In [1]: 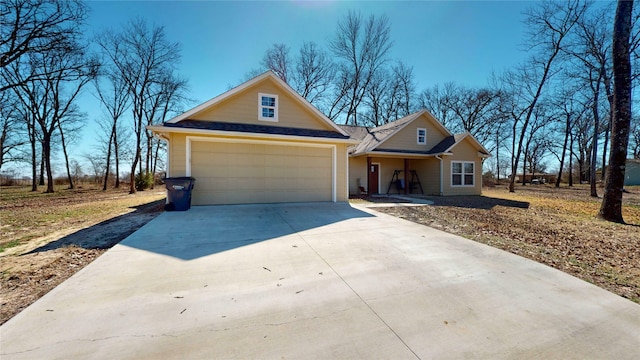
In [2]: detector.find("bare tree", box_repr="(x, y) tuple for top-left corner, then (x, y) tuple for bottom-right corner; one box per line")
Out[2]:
(8, 46), (97, 192)
(417, 82), (457, 130)
(447, 85), (503, 146)
(293, 41), (335, 105)
(93, 69), (131, 190)
(550, 85), (589, 187)
(329, 10), (392, 125)
(142, 71), (189, 182)
(261, 43), (291, 83)
(362, 68), (390, 126)
(503, 0), (587, 193)
(0, 89), (26, 171)
(569, 4), (615, 189)
(96, 18), (182, 194)
(599, 0), (633, 223)
(391, 60), (415, 118)
(1, 0), (88, 92)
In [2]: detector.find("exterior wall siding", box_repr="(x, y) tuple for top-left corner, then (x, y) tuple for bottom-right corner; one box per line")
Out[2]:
(410, 158), (441, 195)
(442, 139), (483, 196)
(190, 79), (334, 131)
(348, 156), (367, 195)
(169, 133), (187, 177)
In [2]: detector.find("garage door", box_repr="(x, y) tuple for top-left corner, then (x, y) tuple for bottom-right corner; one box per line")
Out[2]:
(189, 140), (333, 205)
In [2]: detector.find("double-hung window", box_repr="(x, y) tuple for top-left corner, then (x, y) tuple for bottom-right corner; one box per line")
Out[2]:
(259, 93), (278, 121)
(417, 128), (426, 145)
(452, 161), (475, 186)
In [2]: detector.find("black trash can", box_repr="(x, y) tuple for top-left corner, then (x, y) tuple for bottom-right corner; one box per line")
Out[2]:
(164, 177), (195, 211)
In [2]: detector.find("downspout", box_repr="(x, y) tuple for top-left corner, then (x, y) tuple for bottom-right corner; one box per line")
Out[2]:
(435, 155), (444, 196)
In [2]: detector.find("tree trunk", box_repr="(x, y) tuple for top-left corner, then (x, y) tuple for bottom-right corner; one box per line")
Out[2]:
(58, 123), (74, 189)
(602, 117), (611, 181)
(556, 114), (571, 187)
(39, 151), (45, 186)
(569, 132), (574, 187)
(103, 124), (115, 191)
(114, 129), (120, 188)
(42, 134), (54, 193)
(599, 0), (633, 223)
(30, 133), (37, 192)
(590, 70), (602, 198)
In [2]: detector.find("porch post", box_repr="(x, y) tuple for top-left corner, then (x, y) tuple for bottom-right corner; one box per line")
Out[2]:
(367, 156), (372, 194)
(404, 158), (409, 195)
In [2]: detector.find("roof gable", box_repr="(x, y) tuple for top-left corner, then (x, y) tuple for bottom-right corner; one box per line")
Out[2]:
(446, 132), (491, 155)
(166, 71), (348, 136)
(352, 109), (453, 155)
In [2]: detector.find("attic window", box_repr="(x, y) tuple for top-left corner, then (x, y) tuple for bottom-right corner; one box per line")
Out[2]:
(417, 128), (426, 145)
(259, 93), (278, 122)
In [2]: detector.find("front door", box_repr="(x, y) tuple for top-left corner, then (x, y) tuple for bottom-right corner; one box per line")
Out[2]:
(369, 164), (379, 194)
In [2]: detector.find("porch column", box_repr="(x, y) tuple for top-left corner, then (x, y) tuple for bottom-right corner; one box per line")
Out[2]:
(404, 158), (409, 195)
(367, 156), (372, 194)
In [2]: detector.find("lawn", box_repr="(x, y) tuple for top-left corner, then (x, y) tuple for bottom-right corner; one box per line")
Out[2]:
(374, 184), (640, 303)
(0, 184), (166, 325)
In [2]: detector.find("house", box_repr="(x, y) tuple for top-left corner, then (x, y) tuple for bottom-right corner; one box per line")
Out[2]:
(148, 71), (490, 206)
(625, 159), (640, 186)
(340, 110), (490, 197)
(147, 71), (357, 205)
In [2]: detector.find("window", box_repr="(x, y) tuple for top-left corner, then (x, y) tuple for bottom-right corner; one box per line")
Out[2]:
(452, 161), (475, 187)
(258, 93), (278, 121)
(417, 128), (426, 145)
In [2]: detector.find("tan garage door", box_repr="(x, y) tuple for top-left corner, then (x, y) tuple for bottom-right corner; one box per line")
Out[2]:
(190, 141), (333, 205)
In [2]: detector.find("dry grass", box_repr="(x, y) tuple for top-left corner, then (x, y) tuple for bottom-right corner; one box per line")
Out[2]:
(0, 184), (166, 325)
(375, 184), (640, 303)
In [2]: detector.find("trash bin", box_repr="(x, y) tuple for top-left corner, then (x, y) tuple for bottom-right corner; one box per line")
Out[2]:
(164, 177), (195, 211)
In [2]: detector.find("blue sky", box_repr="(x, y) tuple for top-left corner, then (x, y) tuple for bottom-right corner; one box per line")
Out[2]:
(65, 0), (534, 174)
(86, 0), (531, 98)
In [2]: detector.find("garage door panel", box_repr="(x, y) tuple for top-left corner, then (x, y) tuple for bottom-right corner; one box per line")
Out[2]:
(190, 141), (333, 205)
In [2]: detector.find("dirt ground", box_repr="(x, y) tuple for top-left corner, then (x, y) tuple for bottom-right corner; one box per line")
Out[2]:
(0, 185), (166, 325)
(374, 184), (640, 304)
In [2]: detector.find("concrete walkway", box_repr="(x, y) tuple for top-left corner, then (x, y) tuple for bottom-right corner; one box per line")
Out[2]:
(1, 203), (639, 359)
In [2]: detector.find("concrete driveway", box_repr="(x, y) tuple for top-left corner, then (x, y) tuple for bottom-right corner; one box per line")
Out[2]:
(1, 203), (639, 359)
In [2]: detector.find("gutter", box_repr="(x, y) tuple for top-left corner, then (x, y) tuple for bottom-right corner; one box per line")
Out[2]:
(146, 125), (360, 145)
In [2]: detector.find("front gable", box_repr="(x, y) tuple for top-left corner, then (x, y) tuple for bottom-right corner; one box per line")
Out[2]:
(189, 76), (335, 131)
(165, 71), (347, 136)
(377, 112), (451, 153)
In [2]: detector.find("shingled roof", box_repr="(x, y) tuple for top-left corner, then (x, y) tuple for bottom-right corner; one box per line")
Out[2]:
(344, 110), (489, 157)
(163, 120), (350, 139)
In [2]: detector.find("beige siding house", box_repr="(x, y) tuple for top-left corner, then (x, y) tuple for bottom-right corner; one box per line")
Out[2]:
(148, 71), (490, 206)
(340, 110), (490, 197)
(148, 71), (356, 205)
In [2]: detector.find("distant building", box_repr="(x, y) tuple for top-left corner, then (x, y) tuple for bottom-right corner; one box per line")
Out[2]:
(625, 159), (640, 186)
(511, 172), (557, 185)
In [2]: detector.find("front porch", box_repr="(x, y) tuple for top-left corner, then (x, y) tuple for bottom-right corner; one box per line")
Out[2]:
(349, 155), (442, 197)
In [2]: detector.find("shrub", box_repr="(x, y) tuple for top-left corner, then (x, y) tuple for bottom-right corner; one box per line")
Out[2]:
(135, 171), (154, 191)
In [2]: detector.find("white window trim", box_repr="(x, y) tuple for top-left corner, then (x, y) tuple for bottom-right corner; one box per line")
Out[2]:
(258, 93), (278, 122)
(417, 128), (427, 145)
(451, 161), (475, 187)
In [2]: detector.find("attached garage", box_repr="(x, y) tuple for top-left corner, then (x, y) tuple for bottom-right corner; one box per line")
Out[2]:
(147, 71), (355, 206)
(188, 138), (335, 205)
